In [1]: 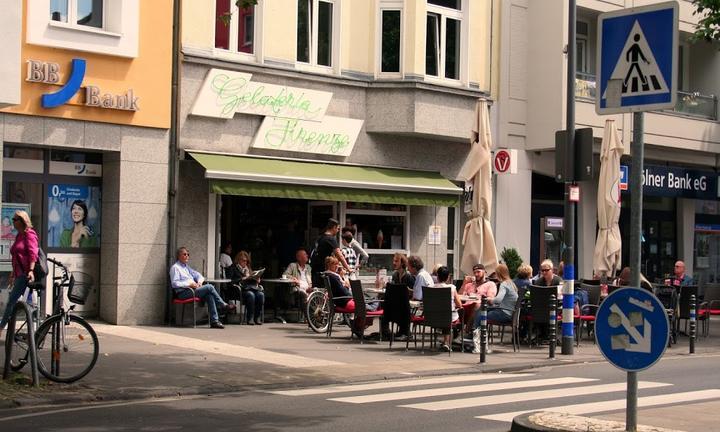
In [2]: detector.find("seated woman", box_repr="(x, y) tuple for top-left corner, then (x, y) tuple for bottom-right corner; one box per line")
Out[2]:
(433, 266), (463, 352)
(324, 256), (354, 310)
(227, 251), (265, 325)
(476, 264), (518, 328)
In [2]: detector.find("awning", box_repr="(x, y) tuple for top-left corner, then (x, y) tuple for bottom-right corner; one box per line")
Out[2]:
(188, 152), (461, 207)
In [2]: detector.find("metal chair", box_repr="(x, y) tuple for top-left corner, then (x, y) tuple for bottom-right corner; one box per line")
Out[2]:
(349, 280), (383, 343)
(677, 285), (702, 336)
(418, 286), (463, 355)
(382, 283), (411, 349)
(578, 283), (602, 342)
(527, 285), (559, 347)
(324, 275), (354, 338)
(488, 286), (526, 352)
(654, 285), (678, 346)
(170, 287), (209, 328)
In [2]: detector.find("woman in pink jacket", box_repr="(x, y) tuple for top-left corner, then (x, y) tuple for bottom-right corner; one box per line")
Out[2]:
(1, 210), (39, 332)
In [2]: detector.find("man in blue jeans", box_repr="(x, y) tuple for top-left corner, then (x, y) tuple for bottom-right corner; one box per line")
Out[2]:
(170, 246), (235, 328)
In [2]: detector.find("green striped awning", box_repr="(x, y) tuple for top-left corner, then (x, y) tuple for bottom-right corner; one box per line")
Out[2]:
(188, 152), (461, 207)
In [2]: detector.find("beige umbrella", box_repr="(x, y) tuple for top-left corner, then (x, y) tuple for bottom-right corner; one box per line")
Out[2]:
(593, 119), (624, 279)
(459, 99), (499, 275)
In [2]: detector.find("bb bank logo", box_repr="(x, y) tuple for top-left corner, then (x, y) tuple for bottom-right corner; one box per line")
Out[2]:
(26, 58), (139, 111)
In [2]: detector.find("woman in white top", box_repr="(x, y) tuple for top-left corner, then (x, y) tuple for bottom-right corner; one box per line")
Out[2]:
(433, 266), (462, 352)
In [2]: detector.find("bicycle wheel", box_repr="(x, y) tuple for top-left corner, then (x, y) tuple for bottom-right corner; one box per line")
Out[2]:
(8, 307), (31, 371)
(35, 314), (99, 383)
(306, 291), (330, 333)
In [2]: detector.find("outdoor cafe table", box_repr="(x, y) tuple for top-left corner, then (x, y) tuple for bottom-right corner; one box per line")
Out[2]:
(263, 278), (295, 324)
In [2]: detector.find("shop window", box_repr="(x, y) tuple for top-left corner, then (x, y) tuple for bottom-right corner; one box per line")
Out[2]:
(297, 0), (337, 69)
(215, 0), (256, 56)
(426, 0), (463, 81)
(343, 202), (408, 278)
(379, 7), (402, 74)
(51, 0), (104, 29)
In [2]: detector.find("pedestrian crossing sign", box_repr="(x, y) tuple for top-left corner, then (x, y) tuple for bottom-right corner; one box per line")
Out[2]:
(596, 2), (678, 115)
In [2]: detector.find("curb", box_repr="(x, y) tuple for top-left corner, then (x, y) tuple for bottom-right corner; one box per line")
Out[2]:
(512, 412), (559, 432)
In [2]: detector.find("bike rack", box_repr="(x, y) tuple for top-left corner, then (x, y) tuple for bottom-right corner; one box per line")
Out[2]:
(3, 301), (39, 387)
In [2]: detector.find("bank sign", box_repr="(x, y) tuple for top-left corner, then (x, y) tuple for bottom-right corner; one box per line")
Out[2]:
(191, 69), (362, 157)
(621, 164), (720, 199)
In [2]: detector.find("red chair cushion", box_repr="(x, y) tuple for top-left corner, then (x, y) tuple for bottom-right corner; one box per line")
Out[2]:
(173, 297), (200, 305)
(367, 310), (384, 317)
(411, 316), (425, 323)
(335, 306), (354, 314)
(709, 309), (720, 315)
(579, 315), (596, 321)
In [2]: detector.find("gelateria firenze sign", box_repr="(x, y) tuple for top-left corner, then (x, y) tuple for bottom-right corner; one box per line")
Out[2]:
(191, 69), (362, 157)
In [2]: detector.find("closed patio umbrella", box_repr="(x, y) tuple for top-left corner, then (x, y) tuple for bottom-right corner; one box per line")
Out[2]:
(593, 119), (624, 279)
(459, 100), (498, 275)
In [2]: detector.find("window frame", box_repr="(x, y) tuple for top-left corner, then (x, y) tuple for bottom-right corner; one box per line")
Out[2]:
(296, 0), (341, 74)
(425, 1), (468, 86)
(376, 1), (404, 78)
(213, 0), (263, 63)
(50, 0), (106, 32)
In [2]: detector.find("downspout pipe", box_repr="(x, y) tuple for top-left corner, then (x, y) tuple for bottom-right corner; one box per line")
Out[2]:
(166, 0), (181, 324)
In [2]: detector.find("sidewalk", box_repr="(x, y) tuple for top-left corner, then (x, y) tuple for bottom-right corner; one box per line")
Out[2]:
(0, 319), (717, 408)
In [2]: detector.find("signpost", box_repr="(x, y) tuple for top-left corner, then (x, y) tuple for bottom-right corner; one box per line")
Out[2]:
(596, 3), (677, 430)
(596, 287), (670, 431)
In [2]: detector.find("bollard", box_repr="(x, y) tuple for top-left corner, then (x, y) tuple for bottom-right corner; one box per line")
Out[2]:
(689, 294), (696, 354)
(549, 294), (557, 359)
(479, 296), (488, 363)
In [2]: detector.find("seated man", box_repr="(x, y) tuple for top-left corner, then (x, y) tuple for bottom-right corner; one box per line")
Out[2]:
(668, 260), (695, 287)
(170, 246), (235, 329)
(283, 247), (313, 306)
(460, 264), (497, 334)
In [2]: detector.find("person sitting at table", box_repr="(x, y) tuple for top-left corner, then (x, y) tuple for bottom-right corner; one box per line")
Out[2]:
(324, 256), (354, 309)
(227, 250), (265, 325)
(380, 253), (414, 340)
(432, 266), (463, 352)
(460, 264), (497, 334)
(535, 259), (563, 287)
(283, 247), (313, 306)
(667, 260), (694, 287)
(614, 266), (654, 291)
(170, 246), (235, 329)
(513, 263), (533, 293)
(477, 264), (518, 328)
(408, 255), (434, 301)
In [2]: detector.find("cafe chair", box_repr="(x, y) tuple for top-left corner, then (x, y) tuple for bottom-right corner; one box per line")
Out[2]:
(526, 285), (559, 347)
(699, 283), (720, 336)
(324, 276), (354, 339)
(488, 286), (527, 352)
(419, 286), (463, 355)
(170, 287), (209, 328)
(349, 280), (384, 343)
(654, 285), (678, 346)
(383, 283), (411, 350)
(676, 285), (702, 336)
(577, 283), (602, 343)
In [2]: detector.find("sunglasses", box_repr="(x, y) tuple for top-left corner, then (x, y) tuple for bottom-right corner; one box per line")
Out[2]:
(12, 217), (21, 222)
(540, 268), (551, 272)
(180, 253), (190, 256)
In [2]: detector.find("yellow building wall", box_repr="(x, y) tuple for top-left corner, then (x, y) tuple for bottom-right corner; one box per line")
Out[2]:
(405, 0), (426, 76)
(182, 0), (215, 49)
(262, 1), (298, 62)
(343, 1), (374, 74)
(1, 0), (172, 129)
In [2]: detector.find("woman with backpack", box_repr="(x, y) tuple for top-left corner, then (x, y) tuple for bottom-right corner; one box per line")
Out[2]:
(0, 210), (39, 333)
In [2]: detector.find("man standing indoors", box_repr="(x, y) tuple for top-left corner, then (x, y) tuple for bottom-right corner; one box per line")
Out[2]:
(310, 218), (351, 288)
(170, 246), (235, 329)
(407, 255), (434, 301)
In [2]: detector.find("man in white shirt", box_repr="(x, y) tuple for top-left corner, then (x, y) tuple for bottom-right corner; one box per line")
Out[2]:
(283, 247), (313, 305)
(408, 255), (434, 301)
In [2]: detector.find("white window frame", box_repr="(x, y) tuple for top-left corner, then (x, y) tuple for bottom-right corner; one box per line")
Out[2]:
(27, 0), (139, 58)
(212, 1), (264, 64)
(296, 0), (341, 75)
(576, 19), (589, 75)
(375, 1), (404, 79)
(340, 202), (410, 283)
(425, 1), (468, 87)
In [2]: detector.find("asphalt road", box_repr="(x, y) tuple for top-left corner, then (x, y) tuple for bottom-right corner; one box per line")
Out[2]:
(1, 354), (719, 432)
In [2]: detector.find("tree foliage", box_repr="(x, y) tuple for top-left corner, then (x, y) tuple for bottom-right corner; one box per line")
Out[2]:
(218, 0), (259, 26)
(500, 247), (524, 279)
(692, 0), (720, 42)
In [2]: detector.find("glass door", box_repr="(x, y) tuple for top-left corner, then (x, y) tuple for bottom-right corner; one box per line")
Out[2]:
(307, 201), (337, 246)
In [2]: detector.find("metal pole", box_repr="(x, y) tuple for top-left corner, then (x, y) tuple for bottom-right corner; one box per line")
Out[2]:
(562, 0), (577, 356)
(689, 294), (696, 354)
(549, 294), (557, 359)
(479, 296), (488, 363)
(627, 371), (638, 431)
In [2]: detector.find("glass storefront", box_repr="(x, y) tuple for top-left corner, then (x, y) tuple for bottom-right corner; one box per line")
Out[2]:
(694, 200), (720, 285)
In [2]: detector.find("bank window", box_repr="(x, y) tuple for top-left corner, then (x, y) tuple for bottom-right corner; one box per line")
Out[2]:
(215, 0), (258, 57)
(297, 0), (337, 69)
(343, 202), (409, 278)
(379, 6), (402, 75)
(426, 0), (463, 81)
(50, 0), (104, 29)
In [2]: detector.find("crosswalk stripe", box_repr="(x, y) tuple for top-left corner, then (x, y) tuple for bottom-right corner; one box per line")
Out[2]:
(328, 377), (597, 404)
(400, 381), (671, 411)
(269, 373), (534, 396)
(477, 389), (720, 422)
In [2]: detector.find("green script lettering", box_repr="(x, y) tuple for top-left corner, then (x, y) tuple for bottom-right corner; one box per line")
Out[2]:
(264, 118), (351, 155)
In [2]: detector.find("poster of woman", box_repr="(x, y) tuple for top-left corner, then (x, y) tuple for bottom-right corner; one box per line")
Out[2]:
(48, 184), (101, 248)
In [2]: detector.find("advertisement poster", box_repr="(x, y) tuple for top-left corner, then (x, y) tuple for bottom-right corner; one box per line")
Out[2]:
(0, 203), (32, 260)
(48, 184), (101, 248)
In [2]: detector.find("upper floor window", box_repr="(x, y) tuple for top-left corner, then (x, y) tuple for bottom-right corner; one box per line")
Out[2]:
(426, 0), (462, 80)
(215, 0), (255, 54)
(297, 0), (336, 68)
(51, 0), (104, 29)
(379, 5), (402, 74)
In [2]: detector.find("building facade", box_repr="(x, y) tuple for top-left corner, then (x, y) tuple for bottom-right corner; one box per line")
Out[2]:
(0, 0), (173, 324)
(495, 0), (720, 283)
(176, 0), (501, 290)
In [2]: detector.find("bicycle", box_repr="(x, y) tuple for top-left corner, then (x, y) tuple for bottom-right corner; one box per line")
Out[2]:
(306, 286), (352, 333)
(6, 257), (99, 383)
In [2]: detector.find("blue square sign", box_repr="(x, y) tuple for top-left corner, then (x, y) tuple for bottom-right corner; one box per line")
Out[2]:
(596, 2), (678, 115)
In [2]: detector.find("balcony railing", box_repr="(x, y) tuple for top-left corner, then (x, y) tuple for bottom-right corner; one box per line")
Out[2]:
(574, 72), (717, 120)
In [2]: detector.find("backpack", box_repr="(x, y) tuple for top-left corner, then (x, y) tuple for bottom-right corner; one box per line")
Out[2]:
(33, 247), (48, 286)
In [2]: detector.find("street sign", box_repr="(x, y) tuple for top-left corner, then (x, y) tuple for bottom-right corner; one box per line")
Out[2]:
(596, 287), (669, 372)
(596, 2), (678, 115)
(493, 149), (517, 174)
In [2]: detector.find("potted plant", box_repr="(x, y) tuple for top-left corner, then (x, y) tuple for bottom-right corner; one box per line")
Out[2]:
(500, 247), (523, 279)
